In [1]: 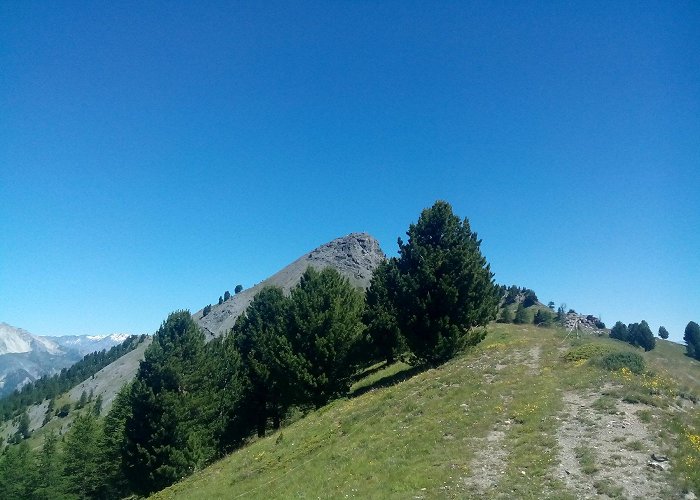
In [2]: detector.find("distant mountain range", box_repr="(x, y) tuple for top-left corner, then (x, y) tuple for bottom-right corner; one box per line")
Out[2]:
(0, 323), (131, 397)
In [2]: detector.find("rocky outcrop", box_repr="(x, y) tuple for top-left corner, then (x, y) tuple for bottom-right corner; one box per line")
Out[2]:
(194, 233), (385, 339)
(564, 313), (605, 335)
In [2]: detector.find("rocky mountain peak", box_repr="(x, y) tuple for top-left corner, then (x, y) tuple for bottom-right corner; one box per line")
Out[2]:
(195, 232), (385, 339)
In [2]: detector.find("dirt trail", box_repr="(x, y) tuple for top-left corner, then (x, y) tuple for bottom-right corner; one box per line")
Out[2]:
(465, 342), (544, 494)
(556, 388), (672, 499)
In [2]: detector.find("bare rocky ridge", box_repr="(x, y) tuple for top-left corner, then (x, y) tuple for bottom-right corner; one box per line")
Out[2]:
(195, 232), (384, 339)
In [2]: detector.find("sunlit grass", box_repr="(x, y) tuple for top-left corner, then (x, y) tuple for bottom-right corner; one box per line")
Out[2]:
(152, 323), (699, 499)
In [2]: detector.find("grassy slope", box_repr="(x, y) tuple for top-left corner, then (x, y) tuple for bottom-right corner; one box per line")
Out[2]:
(153, 324), (700, 499)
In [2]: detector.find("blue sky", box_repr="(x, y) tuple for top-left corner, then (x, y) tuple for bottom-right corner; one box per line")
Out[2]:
(1, 1), (698, 343)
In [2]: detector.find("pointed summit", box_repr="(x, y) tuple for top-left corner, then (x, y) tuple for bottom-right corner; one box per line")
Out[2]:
(195, 233), (385, 338)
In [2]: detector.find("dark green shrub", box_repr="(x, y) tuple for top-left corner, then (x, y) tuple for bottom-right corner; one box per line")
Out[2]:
(597, 351), (645, 374)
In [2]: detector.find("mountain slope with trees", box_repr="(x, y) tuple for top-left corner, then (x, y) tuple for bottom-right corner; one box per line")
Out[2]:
(151, 324), (699, 499)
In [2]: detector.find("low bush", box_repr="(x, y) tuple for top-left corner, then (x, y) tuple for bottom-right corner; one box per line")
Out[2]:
(597, 351), (645, 374)
(564, 343), (618, 362)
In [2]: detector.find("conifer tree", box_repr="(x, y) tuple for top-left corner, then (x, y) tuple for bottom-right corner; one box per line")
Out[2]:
(534, 309), (553, 327)
(123, 311), (212, 495)
(513, 303), (528, 324)
(232, 286), (305, 436)
(498, 305), (513, 323)
(0, 442), (35, 499)
(685, 321), (700, 360)
(93, 393), (103, 416)
(393, 201), (498, 365)
(610, 321), (629, 342)
(18, 410), (30, 439)
(33, 431), (67, 499)
(64, 412), (101, 499)
(632, 320), (656, 351)
(363, 258), (405, 364)
(288, 267), (365, 407)
(206, 336), (254, 453)
(98, 384), (133, 499)
(658, 326), (669, 340)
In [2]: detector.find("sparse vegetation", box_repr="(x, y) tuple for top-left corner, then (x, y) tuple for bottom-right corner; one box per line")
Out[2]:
(564, 342), (618, 362)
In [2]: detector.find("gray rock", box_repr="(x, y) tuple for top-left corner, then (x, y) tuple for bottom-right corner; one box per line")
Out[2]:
(194, 233), (385, 339)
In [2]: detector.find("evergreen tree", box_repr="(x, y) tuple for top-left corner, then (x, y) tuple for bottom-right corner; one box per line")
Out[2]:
(77, 389), (88, 409)
(610, 321), (629, 342)
(232, 286), (305, 436)
(0, 442), (35, 499)
(18, 410), (30, 439)
(93, 393), (103, 416)
(123, 311), (213, 495)
(97, 384), (132, 499)
(33, 431), (68, 500)
(224, 290), (231, 301)
(498, 306), (513, 323)
(658, 326), (669, 340)
(534, 309), (553, 327)
(206, 336), (253, 453)
(288, 267), (365, 407)
(632, 320), (655, 351)
(684, 321), (700, 360)
(64, 412), (101, 499)
(513, 303), (528, 324)
(363, 259), (405, 364)
(235, 284), (243, 294)
(522, 289), (538, 307)
(556, 304), (567, 324)
(393, 201), (498, 365)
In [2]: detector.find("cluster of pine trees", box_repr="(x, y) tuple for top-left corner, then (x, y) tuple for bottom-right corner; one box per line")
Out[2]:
(0, 201), (499, 498)
(610, 320), (656, 351)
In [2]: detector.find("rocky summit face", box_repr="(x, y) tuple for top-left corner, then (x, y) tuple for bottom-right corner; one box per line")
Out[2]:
(195, 232), (385, 339)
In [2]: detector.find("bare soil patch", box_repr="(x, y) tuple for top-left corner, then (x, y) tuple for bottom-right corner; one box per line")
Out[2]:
(556, 388), (673, 498)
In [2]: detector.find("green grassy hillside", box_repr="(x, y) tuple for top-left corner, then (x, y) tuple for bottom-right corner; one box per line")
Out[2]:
(153, 324), (699, 499)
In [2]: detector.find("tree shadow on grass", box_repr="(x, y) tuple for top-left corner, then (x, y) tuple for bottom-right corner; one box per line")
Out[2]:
(350, 362), (390, 384)
(349, 364), (426, 399)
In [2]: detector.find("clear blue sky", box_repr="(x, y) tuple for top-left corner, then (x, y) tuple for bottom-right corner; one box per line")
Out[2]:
(1, 1), (698, 343)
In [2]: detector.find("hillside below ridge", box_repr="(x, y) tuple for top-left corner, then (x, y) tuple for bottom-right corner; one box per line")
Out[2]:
(152, 324), (700, 499)
(195, 232), (384, 339)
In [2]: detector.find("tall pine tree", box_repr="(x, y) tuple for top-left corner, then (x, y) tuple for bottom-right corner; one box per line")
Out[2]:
(393, 201), (498, 365)
(232, 286), (306, 436)
(64, 413), (101, 499)
(363, 258), (405, 364)
(123, 311), (213, 495)
(288, 267), (365, 407)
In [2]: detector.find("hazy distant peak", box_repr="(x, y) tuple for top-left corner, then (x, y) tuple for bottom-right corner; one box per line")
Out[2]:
(0, 322), (63, 355)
